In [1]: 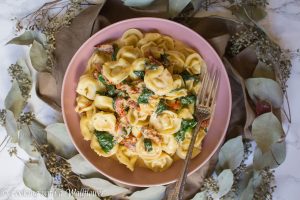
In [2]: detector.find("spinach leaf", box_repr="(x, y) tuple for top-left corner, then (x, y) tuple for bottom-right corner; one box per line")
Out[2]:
(160, 53), (170, 66)
(145, 60), (159, 70)
(138, 88), (154, 104)
(155, 99), (167, 114)
(180, 95), (196, 106)
(174, 119), (198, 142)
(98, 74), (116, 97)
(180, 70), (200, 82)
(144, 138), (153, 152)
(111, 43), (119, 61)
(133, 71), (145, 78)
(95, 131), (115, 153)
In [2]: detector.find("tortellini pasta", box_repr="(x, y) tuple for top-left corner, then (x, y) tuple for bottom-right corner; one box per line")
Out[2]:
(75, 29), (209, 172)
(149, 111), (182, 135)
(144, 66), (173, 95)
(94, 95), (114, 112)
(92, 112), (116, 134)
(116, 145), (138, 171)
(143, 153), (173, 172)
(76, 74), (105, 100)
(102, 58), (132, 84)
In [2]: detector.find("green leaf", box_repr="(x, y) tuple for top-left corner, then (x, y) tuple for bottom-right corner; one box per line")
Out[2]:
(180, 70), (199, 81)
(240, 171), (262, 200)
(23, 158), (53, 196)
(29, 121), (47, 144)
(168, 0), (192, 18)
(68, 154), (99, 176)
(253, 61), (276, 80)
(6, 31), (46, 46)
(191, 191), (207, 200)
(138, 88), (154, 104)
(174, 119), (197, 142)
(180, 95), (196, 106)
(155, 99), (167, 114)
(129, 186), (166, 200)
(245, 78), (283, 108)
(5, 80), (26, 117)
(122, 0), (156, 7)
(252, 112), (283, 153)
(229, 5), (267, 22)
(217, 169), (234, 198)
(4, 110), (18, 143)
(144, 138), (153, 152)
(46, 123), (77, 159)
(80, 178), (130, 197)
(217, 136), (244, 171)
(133, 71), (145, 79)
(30, 40), (48, 72)
(95, 131), (115, 153)
(19, 125), (41, 158)
(111, 43), (119, 61)
(253, 141), (286, 170)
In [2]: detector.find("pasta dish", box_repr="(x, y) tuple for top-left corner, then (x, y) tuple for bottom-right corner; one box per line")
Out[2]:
(75, 29), (209, 172)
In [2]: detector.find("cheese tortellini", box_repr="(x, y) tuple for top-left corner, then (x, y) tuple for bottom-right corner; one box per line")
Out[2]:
(75, 29), (209, 172)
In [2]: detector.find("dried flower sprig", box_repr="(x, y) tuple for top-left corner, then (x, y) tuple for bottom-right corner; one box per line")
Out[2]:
(253, 169), (276, 200)
(0, 109), (7, 126)
(17, 112), (35, 125)
(8, 63), (32, 99)
(15, 0), (97, 70)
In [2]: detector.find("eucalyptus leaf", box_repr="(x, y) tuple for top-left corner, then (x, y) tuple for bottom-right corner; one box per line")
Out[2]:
(122, 0), (155, 7)
(23, 158), (53, 196)
(217, 169), (234, 198)
(236, 166), (254, 196)
(129, 186), (166, 200)
(240, 177), (254, 200)
(168, 0), (191, 18)
(52, 187), (74, 200)
(5, 80), (26, 117)
(253, 141), (286, 170)
(46, 123), (77, 159)
(217, 136), (244, 171)
(191, 191), (207, 200)
(252, 112), (283, 153)
(6, 31), (35, 45)
(17, 58), (32, 77)
(245, 78), (283, 108)
(68, 154), (99, 176)
(19, 125), (41, 158)
(253, 61), (275, 80)
(229, 5), (267, 22)
(4, 110), (18, 143)
(29, 121), (47, 144)
(30, 40), (48, 72)
(80, 178), (129, 197)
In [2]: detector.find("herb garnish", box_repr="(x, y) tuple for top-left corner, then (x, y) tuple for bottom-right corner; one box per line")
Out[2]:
(111, 43), (119, 61)
(98, 74), (116, 97)
(180, 70), (200, 82)
(174, 119), (198, 142)
(145, 60), (159, 70)
(180, 95), (196, 106)
(138, 88), (154, 104)
(95, 131), (115, 153)
(133, 71), (145, 79)
(144, 138), (153, 152)
(155, 99), (168, 114)
(160, 53), (170, 66)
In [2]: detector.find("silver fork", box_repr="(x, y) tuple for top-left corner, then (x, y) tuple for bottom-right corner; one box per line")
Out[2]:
(167, 69), (220, 200)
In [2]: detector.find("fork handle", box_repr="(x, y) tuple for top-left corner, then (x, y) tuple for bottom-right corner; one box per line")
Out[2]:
(166, 121), (203, 200)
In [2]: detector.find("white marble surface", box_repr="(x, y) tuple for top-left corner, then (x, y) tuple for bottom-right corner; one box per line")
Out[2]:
(0, 0), (299, 199)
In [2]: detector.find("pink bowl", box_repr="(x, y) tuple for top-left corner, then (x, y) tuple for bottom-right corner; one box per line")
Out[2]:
(62, 17), (231, 187)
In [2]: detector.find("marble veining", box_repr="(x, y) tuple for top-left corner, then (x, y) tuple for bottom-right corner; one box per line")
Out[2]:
(0, 0), (299, 199)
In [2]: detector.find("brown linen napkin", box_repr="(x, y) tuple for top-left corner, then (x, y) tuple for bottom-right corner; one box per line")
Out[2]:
(36, 0), (259, 199)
